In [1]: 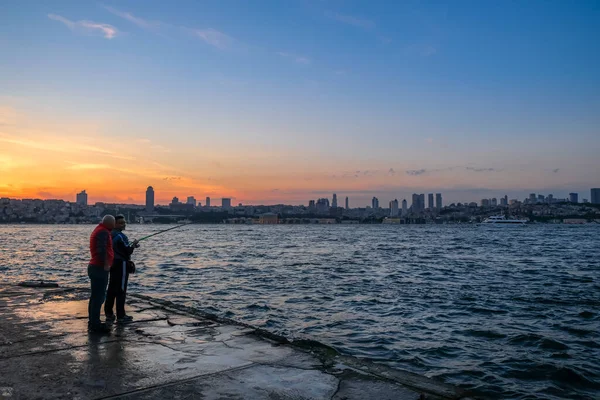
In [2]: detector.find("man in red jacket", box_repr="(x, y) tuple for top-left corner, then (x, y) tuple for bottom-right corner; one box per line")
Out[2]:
(88, 214), (116, 333)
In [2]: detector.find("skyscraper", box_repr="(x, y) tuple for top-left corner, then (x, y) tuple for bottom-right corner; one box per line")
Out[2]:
(372, 197), (379, 209)
(529, 193), (537, 204)
(187, 196), (196, 206)
(569, 193), (578, 203)
(309, 200), (316, 209)
(491, 198), (497, 207)
(171, 196), (179, 205)
(222, 198), (232, 209)
(428, 193), (434, 210)
(145, 186), (154, 213)
(435, 193), (442, 211)
(332, 193), (338, 208)
(419, 194), (425, 212)
(76, 190), (88, 206)
(591, 188), (600, 204)
(389, 199), (399, 217)
(411, 193), (419, 212)
(206, 197), (211, 207)
(402, 199), (408, 216)
(345, 196), (349, 209)
(316, 198), (330, 213)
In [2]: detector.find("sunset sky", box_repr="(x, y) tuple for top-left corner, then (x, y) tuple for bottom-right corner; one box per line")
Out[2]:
(1, 1), (599, 205)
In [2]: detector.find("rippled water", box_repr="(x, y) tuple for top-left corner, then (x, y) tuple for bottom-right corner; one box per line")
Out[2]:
(1, 224), (599, 399)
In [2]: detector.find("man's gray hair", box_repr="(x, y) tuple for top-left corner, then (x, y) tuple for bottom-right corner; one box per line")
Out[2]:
(102, 215), (115, 225)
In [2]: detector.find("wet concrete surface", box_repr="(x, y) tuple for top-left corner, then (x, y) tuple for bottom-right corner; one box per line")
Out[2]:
(0, 284), (476, 399)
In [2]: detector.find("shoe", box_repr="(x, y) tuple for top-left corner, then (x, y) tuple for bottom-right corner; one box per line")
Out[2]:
(105, 314), (116, 324)
(117, 315), (134, 324)
(88, 322), (112, 333)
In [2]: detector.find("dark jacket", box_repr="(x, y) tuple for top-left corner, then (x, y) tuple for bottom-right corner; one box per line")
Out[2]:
(111, 230), (135, 262)
(89, 223), (114, 267)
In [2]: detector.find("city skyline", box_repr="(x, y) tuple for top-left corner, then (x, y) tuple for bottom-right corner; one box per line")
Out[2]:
(64, 187), (600, 208)
(1, 1), (599, 204)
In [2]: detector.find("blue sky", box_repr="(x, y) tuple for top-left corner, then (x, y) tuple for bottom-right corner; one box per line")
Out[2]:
(0, 1), (599, 205)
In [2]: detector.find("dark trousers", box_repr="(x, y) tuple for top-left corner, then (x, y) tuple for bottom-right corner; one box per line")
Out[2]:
(104, 260), (130, 318)
(88, 264), (109, 327)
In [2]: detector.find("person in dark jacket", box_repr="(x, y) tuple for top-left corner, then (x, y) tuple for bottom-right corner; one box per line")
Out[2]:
(105, 215), (139, 324)
(88, 215), (116, 333)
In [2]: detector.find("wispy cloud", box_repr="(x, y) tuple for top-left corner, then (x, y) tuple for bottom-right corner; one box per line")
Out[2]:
(0, 135), (134, 160)
(406, 169), (428, 176)
(48, 14), (118, 39)
(465, 167), (498, 172)
(406, 43), (437, 57)
(66, 163), (111, 170)
(387, 168), (396, 176)
(552, 168), (560, 173)
(277, 52), (311, 65)
(103, 5), (159, 30)
(188, 28), (233, 49)
(405, 166), (500, 176)
(328, 13), (375, 29)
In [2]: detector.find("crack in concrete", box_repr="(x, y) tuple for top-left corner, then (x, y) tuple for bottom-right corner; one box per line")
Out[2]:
(120, 338), (195, 355)
(218, 340), (244, 350)
(330, 377), (342, 400)
(94, 363), (257, 400)
(250, 361), (326, 373)
(0, 333), (68, 346)
(0, 339), (121, 360)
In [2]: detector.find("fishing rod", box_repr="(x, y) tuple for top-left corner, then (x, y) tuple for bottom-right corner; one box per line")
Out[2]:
(135, 223), (191, 243)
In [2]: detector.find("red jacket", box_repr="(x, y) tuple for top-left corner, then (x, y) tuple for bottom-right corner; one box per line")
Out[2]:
(89, 223), (114, 267)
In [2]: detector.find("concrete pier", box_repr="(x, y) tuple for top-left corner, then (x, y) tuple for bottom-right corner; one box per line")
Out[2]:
(0, 284), (475, 399)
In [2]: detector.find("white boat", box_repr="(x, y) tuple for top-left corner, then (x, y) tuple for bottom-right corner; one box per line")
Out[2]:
(481, 215), (528, 225)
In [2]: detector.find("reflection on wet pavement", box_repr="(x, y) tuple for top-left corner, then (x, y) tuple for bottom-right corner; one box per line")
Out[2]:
(0, 284), (471, 400)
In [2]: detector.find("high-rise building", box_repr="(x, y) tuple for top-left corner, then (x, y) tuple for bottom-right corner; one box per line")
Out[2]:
(76, 190), (88, 206)
(145, 186), (154, 213)
(428, 193), (434, 210)
(547, 194), (554, 204)
(529, 193), (537, 204)
(569, 193), (578, 203)
(205, 197), (211, 207)
(412, 193), (419, 212)
(500, 197), (508, 206)
(435, 193), (442, 211)
(402, 199), (408, 216)
(372, 197), (379, 209)
(411, 193), (425, 213)
(316, 198), (330, 213)
(591, 188), (600, 204)
(389, 199), (399, 217)
(186, 196), (196, 206)
(491, 198), (497, 207)
(332, 193), (338, 208)
(308, 200), (316, 209)
(481, 199), (490, 207)
(171, 196), (179, 205)
(345, 196), (349, 209)
(222, 198), (232, 209)
(538, 194), (545, 203)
